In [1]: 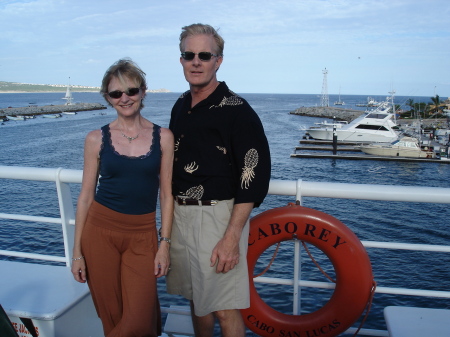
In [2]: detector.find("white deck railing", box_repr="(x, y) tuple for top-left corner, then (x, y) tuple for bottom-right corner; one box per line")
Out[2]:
(1, 165), (450, 336)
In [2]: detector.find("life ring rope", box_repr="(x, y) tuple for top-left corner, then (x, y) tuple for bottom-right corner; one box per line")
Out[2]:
(302, 240), (378, 337)
(301, 241), (336, 283)
(254, 242), (281, 278)
(253, 240), (336, 282)
(352, 280), (377, 337)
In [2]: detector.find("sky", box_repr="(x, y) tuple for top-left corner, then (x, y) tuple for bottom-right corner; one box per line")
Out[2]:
(0, 0), (449, 97)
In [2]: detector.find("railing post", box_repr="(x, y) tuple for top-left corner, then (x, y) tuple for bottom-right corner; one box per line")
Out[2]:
(296, 179), (303, 205)
(293, 239), (302, 315)
(55, 168), (76, 267)
(293, 179), (303, 314)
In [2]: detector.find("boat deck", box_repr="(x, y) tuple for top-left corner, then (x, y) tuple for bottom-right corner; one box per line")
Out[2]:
(1, 165), (450, 337)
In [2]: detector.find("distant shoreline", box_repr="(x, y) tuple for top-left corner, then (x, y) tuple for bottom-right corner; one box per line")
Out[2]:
(0, 90), (99, 94)
(0, 89), (171, 94)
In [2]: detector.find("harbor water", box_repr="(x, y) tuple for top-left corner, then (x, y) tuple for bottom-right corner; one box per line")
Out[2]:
(1, 91), (450, 335)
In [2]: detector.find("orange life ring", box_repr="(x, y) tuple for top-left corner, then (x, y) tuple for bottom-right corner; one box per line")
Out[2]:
(241, 203), (374, 337)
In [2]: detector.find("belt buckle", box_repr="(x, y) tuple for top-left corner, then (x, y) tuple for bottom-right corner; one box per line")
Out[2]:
(210, 200), (218, 206)
(176, 196), (187, 205)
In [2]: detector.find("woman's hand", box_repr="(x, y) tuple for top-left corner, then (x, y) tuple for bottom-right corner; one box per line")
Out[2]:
(71, 258), (87, 283)
(154, 242), (170, 278)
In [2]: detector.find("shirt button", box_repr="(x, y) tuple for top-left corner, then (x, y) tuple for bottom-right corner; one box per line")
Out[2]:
(181, 134), (184, 138)
(188, 111), (192, 114)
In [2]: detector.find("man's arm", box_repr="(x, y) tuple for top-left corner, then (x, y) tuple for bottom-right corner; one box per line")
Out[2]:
(210, 202), (254, 273)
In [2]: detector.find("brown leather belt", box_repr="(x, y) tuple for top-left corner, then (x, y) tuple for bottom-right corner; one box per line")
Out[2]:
(174, 196), (218, 206)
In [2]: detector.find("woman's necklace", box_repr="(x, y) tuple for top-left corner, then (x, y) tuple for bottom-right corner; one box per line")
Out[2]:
(121, 132), (139, 143)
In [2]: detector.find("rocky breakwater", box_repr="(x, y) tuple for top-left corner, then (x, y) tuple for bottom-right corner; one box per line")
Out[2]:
(290, 106), (364, 122)
(0, 102), (107, 118)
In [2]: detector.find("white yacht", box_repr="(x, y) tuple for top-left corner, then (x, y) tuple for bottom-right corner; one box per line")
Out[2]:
(356, 97), (382, 107)
(360, 136), (435, 158)
(305, 94), (400, 143)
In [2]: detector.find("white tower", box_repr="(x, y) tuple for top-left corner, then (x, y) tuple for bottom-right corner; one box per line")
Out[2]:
(320, 68), (329, 107)
(62, 77), (73, 105)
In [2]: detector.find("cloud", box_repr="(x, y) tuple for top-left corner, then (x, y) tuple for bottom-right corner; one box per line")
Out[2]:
(0, 0), (448, 95)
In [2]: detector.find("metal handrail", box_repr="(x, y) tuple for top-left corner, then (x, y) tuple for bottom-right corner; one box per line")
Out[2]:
(1, 165), (450, 336)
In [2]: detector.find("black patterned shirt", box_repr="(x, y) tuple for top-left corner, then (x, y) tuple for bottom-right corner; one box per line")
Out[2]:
(169, 82), (271, 207)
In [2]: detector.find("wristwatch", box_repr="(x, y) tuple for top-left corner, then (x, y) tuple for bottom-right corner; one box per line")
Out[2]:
(160, 237), (171, 244)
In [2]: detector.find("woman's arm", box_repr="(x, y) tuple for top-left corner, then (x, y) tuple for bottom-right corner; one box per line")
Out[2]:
(154, 127), (174, 277)
(71, 130), (101, 283)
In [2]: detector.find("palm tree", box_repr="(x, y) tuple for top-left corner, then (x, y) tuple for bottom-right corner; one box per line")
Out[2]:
(404, 99), (415, 118)
(428, 95), (442, 115)
(406, 98), (414, 110)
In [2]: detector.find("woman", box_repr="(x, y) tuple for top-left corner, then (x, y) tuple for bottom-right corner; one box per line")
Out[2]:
(71, 58), (174, 337)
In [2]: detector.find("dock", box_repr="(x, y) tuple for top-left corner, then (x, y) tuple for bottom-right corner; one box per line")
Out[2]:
(290, 152), (449, 163)
(295, 146), (361, 152)
(292, 141), (450, 163)
(293, 126), (450, 163)
(0, 103), (107, 118)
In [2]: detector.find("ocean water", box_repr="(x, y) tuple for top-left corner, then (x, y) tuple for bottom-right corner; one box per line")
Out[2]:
(1, 91), (450, 336)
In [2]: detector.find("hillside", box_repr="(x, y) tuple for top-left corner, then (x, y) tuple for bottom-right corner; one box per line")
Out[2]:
(0, 81), (170, 93)
(0, 81), (99, 93)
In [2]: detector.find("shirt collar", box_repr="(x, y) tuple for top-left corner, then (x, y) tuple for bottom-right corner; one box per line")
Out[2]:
(184, 81), (229, 109)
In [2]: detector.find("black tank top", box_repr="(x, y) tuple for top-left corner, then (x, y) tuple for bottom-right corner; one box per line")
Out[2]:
(95, 124), (161, 215)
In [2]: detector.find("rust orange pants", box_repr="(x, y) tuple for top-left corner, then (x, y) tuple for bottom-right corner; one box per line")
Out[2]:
(81, 201), (161, 337)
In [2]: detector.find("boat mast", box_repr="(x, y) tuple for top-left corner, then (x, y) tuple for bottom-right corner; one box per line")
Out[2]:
(389, 90), (396, 124)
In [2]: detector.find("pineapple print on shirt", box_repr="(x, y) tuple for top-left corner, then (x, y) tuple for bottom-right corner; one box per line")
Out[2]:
(241, 148), (258, 189)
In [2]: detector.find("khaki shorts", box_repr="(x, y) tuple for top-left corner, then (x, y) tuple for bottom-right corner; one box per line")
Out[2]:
(166, 199), (250, 317)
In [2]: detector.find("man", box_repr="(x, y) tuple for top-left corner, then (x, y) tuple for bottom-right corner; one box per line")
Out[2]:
(166, 23), (271, 337)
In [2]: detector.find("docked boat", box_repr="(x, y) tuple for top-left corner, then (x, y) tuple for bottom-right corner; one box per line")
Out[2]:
(356, 97), (381, 107)
(334, 88), (345, 105)
(62, 111), (77, 115)
(5, 115), (25, 121)
(360, 136), (436, 158)
(305, 95), (400, 143)
(42, 113), (62, 118)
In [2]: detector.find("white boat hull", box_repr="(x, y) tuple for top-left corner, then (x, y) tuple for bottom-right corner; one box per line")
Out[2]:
(307, 128), (398, 143)
(6, 115), (25, 121)
(360, 137), (436, 158)
(42, 114), (62, 118)
(361, 146), (433, 158)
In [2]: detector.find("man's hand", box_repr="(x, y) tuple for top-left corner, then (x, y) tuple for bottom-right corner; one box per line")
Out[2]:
(210, 202), (254, 273)
(210, 235), (240, 273)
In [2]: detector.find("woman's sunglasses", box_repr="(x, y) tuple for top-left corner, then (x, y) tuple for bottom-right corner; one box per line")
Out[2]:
(108, 87), (140, 99)
(181, 52), (219, 61)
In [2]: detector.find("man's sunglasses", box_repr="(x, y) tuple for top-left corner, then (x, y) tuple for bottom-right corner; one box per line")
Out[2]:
(108, 87), (140, 99)
(181, 52), (219, 61)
